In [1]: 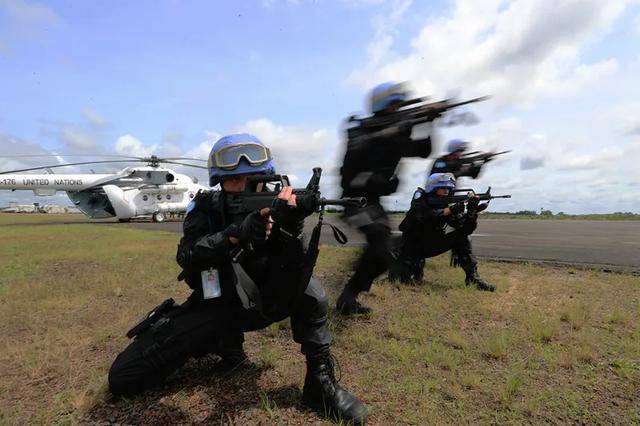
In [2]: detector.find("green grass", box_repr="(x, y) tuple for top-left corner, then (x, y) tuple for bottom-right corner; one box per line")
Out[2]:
(0, 217), (639, 424)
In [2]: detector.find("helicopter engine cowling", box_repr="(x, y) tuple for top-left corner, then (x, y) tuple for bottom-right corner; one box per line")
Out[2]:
(102, 184), (137, 219)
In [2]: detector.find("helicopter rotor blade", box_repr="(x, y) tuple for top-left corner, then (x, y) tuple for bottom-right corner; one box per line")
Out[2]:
(161, 157), (207, 162)
(0, 159), (145, 175)
(0, 154), (143, 160)
(160, 160), (208, 169)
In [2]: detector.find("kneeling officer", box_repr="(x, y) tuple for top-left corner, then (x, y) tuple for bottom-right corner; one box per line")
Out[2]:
(108, 133), (368, 424)
(389, 173), (495, 291)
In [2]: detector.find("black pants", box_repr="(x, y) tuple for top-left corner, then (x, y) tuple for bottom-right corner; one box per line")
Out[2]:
(389, 230), (477, 283)
(108, 280), (331, 396)
(342, 202), (392, 292)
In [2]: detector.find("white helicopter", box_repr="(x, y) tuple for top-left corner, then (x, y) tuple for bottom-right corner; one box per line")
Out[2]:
(0, 155), (209, 222)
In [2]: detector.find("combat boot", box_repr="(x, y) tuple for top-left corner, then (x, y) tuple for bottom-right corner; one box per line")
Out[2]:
(303, 352), (368, 424)
(217, 334), (253, 371)
(336, 284), (371, 315)
(465, 267), (496, 292)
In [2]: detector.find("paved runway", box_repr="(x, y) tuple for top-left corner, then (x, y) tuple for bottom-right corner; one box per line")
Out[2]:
(116, 217), (640, 273)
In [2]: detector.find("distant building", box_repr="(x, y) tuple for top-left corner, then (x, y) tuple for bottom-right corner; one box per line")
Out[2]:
(0, 203), (81, 214)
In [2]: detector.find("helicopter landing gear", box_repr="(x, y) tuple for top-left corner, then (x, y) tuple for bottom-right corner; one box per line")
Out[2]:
(118, 218), (131, 223)
(152, 212), (166, 223)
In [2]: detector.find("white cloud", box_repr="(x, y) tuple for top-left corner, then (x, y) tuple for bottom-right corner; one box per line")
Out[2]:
(0, 0), (59, 26)
(0, 0), (60, 49)
(82, 108), (107, 128)
(114, 134), (157, 157)
(235, 118), (334, 183)
(520, 156), (545, 170)
(348, 0), (630, 107)
(58, 126), (98, 151)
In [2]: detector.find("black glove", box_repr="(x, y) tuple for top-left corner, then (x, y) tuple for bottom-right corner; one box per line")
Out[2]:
(271, 194), (316, 236)
(467, 196), (480, 211)
(449, 201), (466, 215)
(228, 211), (267, 246)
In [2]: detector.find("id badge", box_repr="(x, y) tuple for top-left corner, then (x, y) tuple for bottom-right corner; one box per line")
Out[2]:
(201, 268), (222, 299)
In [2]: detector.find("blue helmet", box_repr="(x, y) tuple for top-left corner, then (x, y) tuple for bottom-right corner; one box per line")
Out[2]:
(369, 82), (409, 114)
(208, 133), (276, 186)
(447, 139), (469, 154)
(425, 173), (456, 193)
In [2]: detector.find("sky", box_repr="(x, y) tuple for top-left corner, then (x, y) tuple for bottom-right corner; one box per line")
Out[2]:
(1, 0), (639, 214)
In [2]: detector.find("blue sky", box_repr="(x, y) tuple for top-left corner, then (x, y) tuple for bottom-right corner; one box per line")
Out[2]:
(1, 0), (640, 213)
(2, 1), (380, 140)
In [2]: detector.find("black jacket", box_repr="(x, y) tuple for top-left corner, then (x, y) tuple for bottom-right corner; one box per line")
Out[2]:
(176, 190), (305, 315)
(340, 122), (431, 203)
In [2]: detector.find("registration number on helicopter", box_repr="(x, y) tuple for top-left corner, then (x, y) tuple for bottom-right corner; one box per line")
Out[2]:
(0, 178), (85, 186)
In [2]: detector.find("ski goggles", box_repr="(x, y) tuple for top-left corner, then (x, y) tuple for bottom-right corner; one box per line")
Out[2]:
(211, 142), (272, 170)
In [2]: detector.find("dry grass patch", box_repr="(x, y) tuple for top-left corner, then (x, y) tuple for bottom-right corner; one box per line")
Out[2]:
(0, 222), (639, 424)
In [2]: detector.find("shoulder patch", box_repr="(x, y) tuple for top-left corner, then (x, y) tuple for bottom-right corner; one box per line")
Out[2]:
(413, 190), (422, 200)
(434, 161), (446, 169)
(185, 200), (196, 216)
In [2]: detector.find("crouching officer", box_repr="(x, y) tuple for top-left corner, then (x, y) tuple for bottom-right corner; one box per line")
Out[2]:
(337, 82), (431, 315)
(108, 134), (368, 424)
(405, 139), (488, 283)
(389, 173), (495, 291)
(431, 139), (481, 178)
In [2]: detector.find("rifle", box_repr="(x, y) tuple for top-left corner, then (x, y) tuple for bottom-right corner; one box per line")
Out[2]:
(447, 187), (510, 203)
(457, 150), (511, 166)
(426, 186), (511, 209)
(346, 95), (489, 141)
(232, 167), (366, 214)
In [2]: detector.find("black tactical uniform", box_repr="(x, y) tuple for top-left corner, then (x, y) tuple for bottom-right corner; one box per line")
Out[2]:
(337, 123), (431, 313)
(409, 154), (483, 283)
(108, 189), (368, 423)
(430, 154), (482, 179)
(389, 188), (494, 291)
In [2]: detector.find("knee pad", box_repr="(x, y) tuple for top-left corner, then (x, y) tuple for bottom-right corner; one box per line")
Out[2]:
(302, 278), (329, 321)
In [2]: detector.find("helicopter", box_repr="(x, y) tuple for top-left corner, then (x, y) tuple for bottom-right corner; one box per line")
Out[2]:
(0, 154), (209, 222)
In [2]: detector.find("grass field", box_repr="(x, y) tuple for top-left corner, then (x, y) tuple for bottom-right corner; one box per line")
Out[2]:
(0, 215), (639, 424)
